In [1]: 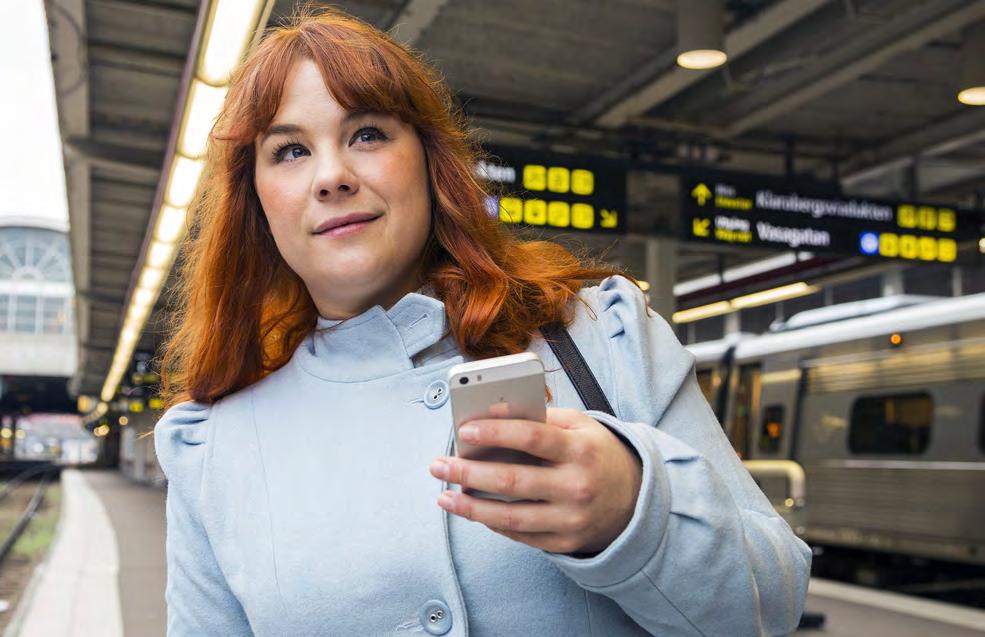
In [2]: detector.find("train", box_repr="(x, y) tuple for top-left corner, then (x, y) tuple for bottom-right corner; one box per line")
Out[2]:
(686, 292), (985, 566)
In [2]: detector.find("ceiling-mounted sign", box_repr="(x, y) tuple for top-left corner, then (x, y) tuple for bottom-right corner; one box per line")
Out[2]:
(477, 145), (627, 233)
(681, 169), (979, 264)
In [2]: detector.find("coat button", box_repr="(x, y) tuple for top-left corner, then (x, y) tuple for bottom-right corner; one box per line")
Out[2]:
(418, 600), (452, 635)
(424, 380), (449, 409)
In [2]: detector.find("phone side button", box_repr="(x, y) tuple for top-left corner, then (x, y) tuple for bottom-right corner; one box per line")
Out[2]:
(424, 380), (450, 409)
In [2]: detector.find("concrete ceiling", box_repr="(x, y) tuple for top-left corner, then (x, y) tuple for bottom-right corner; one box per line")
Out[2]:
(47, 0), (985, 395)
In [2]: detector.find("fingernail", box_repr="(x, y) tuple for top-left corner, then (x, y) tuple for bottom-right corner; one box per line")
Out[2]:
(430, 460), (449, 479)
(437, 492), (454, 511)
(459, 424), (479, 443)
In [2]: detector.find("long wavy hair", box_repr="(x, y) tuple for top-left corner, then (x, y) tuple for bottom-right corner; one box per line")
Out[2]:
(162, 7), (625, 406)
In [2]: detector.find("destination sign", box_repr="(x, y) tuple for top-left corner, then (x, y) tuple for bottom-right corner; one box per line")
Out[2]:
(681, 170), (979, 264)
(477, 145), (626, 234)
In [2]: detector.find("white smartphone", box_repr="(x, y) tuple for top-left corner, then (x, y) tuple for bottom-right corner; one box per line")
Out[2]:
(448, 352), (547, 501)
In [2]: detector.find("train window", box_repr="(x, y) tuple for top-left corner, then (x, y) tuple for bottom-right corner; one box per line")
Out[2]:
(730, 364), (761, 458)
(696, 369), (715, 404)
(848, 393), (933, 455)
(759, 405), (784, 453)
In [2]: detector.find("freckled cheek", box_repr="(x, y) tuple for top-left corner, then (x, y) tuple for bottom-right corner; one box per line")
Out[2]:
(368, 153), (429, 206)
(262, 195), (308, 266)
(256, 173), (309, 231)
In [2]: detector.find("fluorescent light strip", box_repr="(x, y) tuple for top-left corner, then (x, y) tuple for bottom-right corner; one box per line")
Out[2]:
(156, 206), (187, 242)
(179, 81), (228, 158)
(672, 281), (819, 324)
(100, 0), (268, 403)
(139, 266), (166, 291)
(731, 282), (817, 309)
(199, 0), (264, 85)
(674, 252), (814, 298)
(723, 252), (811, 283)
(166, 156), (205, 208)
(674, 273), (721, 297)
(672, 301), (732, 324)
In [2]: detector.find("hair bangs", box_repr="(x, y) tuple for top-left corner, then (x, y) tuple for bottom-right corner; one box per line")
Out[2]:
(213, 35), (305, 147)
(216, 15), (432, 151)
(296, 24), (429, 129)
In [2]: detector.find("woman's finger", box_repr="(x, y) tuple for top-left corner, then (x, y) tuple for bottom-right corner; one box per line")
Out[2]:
(437, 489), (572, 535)
(492, 528), (585, 555)
(458, 418), (569, 463)
(430, 456), (568, 501)
(545, 407), (598, 431)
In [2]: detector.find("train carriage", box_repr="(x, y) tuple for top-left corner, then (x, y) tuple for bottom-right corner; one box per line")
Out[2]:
(688, 293), (985, 565)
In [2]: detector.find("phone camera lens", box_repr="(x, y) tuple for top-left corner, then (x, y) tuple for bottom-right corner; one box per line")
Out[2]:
(459, 377), (469, 385)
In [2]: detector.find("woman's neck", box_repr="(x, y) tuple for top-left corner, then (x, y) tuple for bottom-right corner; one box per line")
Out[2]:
(312, 274), (426, 321)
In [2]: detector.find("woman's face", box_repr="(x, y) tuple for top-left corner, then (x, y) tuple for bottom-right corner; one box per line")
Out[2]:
(254, 59), (432, 319)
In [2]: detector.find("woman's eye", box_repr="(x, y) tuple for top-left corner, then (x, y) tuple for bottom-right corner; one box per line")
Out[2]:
(274, 144), (309, 162)
(352, 127), (387, 145)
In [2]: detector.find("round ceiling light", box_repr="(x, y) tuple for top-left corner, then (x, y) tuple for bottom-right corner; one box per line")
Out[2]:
(677, 0), (727, 71)
(958, 87), (985, 106)
(677, 49), (728, 70)
(958, 22), (985, 106)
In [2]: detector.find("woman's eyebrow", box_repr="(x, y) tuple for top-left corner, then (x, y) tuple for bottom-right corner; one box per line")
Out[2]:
(261, 123), (304, 144)
(260, 112), (383, 144)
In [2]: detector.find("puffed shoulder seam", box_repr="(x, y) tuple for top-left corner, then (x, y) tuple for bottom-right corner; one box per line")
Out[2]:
(596, 275), (648, 336)
(590, 275), (644, 422)
(156, 401), (213, 447)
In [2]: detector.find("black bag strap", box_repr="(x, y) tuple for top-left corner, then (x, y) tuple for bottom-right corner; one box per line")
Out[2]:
(539, 322), (615, 417)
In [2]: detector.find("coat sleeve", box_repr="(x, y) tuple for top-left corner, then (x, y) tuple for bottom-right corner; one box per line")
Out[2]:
(544, 276), (811, 637)
(155, 401), (255, 636)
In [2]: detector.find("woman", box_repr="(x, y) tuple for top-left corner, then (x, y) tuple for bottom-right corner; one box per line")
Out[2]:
(156, 8), (810, 636)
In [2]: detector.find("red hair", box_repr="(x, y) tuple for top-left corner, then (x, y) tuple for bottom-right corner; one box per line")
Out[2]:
(162, 7), (625, 406)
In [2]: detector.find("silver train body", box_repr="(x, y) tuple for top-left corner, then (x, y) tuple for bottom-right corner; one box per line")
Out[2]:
(687, 293), (985, 565)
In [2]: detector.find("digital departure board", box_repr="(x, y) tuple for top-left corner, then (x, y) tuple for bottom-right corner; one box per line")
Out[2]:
(477, 145), (627, 234)
(681, 169), (980, 264)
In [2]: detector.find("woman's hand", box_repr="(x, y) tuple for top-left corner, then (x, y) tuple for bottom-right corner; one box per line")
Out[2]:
(428, 407), (643, 555)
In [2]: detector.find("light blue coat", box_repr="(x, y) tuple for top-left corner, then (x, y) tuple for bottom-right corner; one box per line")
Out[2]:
(156, 276), (811, 636)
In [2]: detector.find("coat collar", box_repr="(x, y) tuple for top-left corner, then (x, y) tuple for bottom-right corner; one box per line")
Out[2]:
(294, 291), (450, 382)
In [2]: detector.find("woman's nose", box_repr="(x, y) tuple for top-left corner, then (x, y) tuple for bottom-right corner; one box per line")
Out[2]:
(312, 152), (358, 199)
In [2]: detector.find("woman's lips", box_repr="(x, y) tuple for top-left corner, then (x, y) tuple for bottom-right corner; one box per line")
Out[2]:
(319, 216), (379, 238)
(313, 212), (382, 237)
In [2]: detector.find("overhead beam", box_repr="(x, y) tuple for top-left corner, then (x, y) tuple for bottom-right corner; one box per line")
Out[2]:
(63, 136), (162, 181)
(924, 172), (985, 200)
(840, 107), (985, 187)
(89, 0), (196, 21)
(76, 288), (127, 308)
(725, 0), (985, 136)
(589, 0), (834, 128)
(88, 41), (185, 77)
(388, 0), (451, 46)
(48, 0), (91, 395)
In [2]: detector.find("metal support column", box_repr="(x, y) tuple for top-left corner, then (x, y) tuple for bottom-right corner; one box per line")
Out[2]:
(644, 237), (677, 323)
(882, 268), (905, 296)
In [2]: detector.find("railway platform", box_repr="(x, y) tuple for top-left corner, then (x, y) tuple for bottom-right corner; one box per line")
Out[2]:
(6, 469), (985, 637)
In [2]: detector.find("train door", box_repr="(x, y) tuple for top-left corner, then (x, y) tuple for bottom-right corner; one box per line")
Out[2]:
(727, 362), (761, 459)
(695, 364), (727, 423)
(751, 357), (801, 460)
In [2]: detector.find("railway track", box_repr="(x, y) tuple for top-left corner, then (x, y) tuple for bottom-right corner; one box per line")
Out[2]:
(0, 464), (59, 632)
(0, 465), (56, 566)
